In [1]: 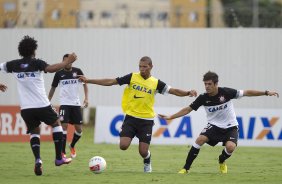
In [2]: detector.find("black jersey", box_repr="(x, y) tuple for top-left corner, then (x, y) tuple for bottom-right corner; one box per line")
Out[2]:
(116, 73), (168, 94)
(51, 67), (84, 106)
(0, 58), (50, 109)
(190, 87), (243, 129)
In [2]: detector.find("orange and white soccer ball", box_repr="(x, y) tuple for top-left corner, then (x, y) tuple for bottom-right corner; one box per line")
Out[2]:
(89, 156), (107, 174)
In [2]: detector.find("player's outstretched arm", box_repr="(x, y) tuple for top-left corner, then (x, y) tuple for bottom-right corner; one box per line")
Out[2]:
(78, 76), (118, 86)
(169, 88), (197, 97)
(48, 87), (56, 101)
(83, 83), (89, 108)
(0, 83), (7, 92)
(159, 106), (193, 120)
(243, 90), (279, 98)
(45, 53), (77, 73)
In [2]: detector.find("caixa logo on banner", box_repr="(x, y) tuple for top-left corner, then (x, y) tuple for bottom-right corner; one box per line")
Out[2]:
(237, 117), (282, 140)
(109, 115), (282, 140)
(110, 115), (192, 138)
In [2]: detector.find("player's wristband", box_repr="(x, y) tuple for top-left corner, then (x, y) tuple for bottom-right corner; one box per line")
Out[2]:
(265, 90), (269, 96)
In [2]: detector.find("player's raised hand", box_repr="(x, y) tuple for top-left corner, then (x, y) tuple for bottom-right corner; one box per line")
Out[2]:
(64, 53), (77, 64)
(267, 91), (279, 98)
(83, 99), (89, 108)
(158, 114), (173, 120)
(188, 90), (197, 97)
(78, 75), (88, 83)
(0, 83), (7, 92)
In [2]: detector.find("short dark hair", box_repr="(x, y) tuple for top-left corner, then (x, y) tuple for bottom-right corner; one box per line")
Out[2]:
(18, 35), (38, 57)
(63, 54), (69, 59)
(203, 71), (218, 83)
(140, 56), (152, 65)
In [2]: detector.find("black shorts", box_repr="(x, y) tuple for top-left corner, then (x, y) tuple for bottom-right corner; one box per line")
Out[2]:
(119, 115), (154, 144)
(21, 105), (59, 134)
(200, 123), (239, 146)
(59, 105), (82, 124)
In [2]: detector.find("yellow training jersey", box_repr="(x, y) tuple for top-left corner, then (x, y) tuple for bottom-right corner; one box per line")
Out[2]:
(121, 72), (158, 118)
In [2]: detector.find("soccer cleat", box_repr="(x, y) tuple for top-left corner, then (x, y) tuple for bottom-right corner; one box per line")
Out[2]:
(34, 159), (43, 176)
(144, 163), (152, 173)
(69, 145), (76, 158)
(219, 162), (228, 174)
(178, 168), (189, 174)
(55, 157), (72, 166)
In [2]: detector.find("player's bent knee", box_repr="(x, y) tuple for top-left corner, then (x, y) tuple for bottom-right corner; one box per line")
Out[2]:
(139, 150), (148, 158)
(226, 143), (236, 153)
(119, 144), (129, 150)
(74, 125), (82, 133)
(30, 127), (40, 134)
(51, 123), (60, 128)
(76, 130), (82, 134)
(195, 135), (208, 145)
(51, 120), (61, 127)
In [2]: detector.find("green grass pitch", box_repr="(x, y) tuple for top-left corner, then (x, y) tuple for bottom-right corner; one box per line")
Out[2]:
(0, 125), (281, 184)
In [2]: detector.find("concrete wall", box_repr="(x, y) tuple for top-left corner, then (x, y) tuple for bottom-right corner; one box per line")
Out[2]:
(0, 28), (281, 108)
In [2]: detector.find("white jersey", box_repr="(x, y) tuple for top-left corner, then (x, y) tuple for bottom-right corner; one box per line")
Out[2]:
(51, 67), (84, 106)
(190, 87), (243, 129)
(0, 58), (50, 109)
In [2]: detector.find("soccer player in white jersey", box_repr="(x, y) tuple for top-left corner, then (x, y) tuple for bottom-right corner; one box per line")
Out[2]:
(48, 54), (88, 159)
(159, 71), (279, 174)
(0, 36), (77, 176)
(0, 83), (7, 92)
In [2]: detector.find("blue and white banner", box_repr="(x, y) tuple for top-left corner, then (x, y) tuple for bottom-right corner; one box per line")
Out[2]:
(94, 106), (282, 147)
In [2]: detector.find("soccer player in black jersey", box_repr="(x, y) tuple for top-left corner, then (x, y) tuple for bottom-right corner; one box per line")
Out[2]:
(48, 54), (88, 159)
(159, 71), (279, 174)
(78, 56), (197, 173)
(0, 36), (77, 176)
(0, 83), (7, 92)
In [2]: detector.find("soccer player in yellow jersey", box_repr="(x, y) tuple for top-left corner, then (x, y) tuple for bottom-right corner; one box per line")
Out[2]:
(79, 56), (197, 172)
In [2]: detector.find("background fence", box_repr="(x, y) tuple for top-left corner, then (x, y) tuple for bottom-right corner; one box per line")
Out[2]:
(0, 28), (281, 109)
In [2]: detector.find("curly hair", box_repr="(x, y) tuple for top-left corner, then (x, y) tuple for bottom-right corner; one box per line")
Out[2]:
(18, 35), (38, 57)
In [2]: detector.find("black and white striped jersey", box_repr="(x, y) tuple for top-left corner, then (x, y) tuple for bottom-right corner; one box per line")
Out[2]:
(0, 58), (50, 109)
(190, 87), (243, 129)
(51, 67), (84, 106)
